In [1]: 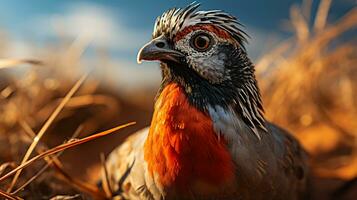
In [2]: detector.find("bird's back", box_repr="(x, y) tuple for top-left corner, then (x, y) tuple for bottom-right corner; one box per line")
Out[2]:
(227, 122), (309, 200)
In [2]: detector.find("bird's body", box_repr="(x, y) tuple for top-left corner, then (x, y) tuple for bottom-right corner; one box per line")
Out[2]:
(104, 3), (308, 200)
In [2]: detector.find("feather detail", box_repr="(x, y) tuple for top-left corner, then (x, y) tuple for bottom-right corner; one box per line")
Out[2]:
(153, 2), (248, 49)
(144, 83), (235, 191)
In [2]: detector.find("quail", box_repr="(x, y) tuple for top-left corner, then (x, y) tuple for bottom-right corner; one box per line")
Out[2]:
(104, 3), (309, 200)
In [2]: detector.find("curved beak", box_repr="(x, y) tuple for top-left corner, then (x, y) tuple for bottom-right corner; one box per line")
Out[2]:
(137, 35), (184, 64)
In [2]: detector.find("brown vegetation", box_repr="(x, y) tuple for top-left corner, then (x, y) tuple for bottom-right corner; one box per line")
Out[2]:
(257, 0), (357, 199)
(0, 0), (355, 199)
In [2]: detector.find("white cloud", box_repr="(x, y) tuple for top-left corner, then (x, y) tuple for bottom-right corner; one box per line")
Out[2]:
(34, 2), (150, 50)
(4, 2), (160, 95)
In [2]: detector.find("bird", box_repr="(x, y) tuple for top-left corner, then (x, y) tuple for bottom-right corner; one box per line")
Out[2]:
(103, 3), (309, 200)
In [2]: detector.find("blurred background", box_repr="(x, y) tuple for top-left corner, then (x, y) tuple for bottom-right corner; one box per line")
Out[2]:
(0, 0), (356, 199)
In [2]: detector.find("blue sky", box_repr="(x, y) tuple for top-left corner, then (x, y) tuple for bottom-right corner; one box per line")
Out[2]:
(0, 0), (354, 92)
(1, 0), (353, 56)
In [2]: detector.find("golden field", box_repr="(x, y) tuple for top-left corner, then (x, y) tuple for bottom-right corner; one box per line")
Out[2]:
(0, 0), (356, 199)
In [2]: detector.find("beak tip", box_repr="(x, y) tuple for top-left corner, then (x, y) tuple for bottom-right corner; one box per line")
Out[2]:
(137, 58), (142, 64)
(137, 45), (146, 64)
(136, 51), (143, 64)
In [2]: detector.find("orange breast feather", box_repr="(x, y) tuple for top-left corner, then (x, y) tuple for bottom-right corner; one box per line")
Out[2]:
(144, 83), (234, 191)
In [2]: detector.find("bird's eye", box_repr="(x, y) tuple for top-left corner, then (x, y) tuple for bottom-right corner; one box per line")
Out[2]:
(190, 33), (213, 51)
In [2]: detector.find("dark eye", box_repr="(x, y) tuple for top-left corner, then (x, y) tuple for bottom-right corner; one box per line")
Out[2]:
(191, 33), (213, 51)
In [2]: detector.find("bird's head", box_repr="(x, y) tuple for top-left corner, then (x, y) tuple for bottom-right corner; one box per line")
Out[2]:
(137, 3), (267, 135)
(137, 3), (248, 84)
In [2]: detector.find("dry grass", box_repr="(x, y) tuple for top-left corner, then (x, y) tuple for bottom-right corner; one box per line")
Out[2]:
(0, 122), (135, 199)
(0, 33), (131, 199)
(0, 0), (355, 199)
(256, 0), (357, 197)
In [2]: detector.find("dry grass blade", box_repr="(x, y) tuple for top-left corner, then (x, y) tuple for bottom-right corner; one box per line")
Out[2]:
(314, 8), (357, 47)
(50, 194), (82, 200)
(291, 5), (309, 43)
(0, 189), (20, 200)
(0, 162), (16, 177)
(0, 122), (136, 183)
(18, 120), (37, 140)
(11, 160), (52, 195)
(302, 0), (312, 22)
(0, 86), (14, 99)
(16, 122), (107, 198)
(11, 125), (83, 195)
(49, 127), (106, 199)
(8, 73), (89, 192)
(100, 153), (113, 198)
(0, 58), (43, 69)
(314, 0), (332, 32)
(65, 95), (118, 109)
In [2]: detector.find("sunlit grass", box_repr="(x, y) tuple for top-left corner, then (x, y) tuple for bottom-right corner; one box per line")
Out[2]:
(0, 0), (355, 199)
(257, 0), (357, 181)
